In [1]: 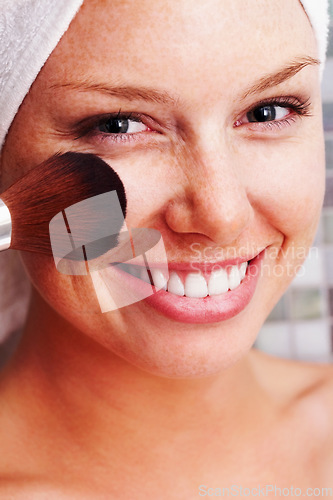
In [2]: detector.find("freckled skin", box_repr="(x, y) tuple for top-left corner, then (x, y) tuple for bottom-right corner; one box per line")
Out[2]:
(0, 0), (332, 496)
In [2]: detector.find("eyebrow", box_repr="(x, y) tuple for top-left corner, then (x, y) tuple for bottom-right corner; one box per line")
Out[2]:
(50, 81), (179, 106)
(50, 56), (320, 105)
(240, 56), (320, 100)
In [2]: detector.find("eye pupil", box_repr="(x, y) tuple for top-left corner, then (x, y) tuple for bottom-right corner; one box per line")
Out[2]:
(248, 105), (276, 123)
(102, 118), (129, 134)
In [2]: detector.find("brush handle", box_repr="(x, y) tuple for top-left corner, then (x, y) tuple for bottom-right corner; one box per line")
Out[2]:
(0, 199), (12, 251)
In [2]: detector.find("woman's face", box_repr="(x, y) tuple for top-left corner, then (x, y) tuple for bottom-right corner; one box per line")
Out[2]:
(1, 0), (325, 377)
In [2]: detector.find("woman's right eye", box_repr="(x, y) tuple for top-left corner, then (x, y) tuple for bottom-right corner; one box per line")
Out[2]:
(73, 112), (156, 145)
(97, 116), (150, 134)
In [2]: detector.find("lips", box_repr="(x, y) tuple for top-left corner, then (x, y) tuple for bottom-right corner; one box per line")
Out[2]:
(107, 250), (265, 324)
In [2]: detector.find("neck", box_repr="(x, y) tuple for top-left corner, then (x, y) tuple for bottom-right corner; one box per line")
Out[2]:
(2, 290), (269, 478)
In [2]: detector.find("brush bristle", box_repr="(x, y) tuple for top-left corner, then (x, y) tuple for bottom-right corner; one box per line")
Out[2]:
(2, 152), (127, 257)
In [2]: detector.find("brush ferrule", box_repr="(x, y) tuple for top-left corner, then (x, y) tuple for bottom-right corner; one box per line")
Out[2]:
(0, 199), (11, 251)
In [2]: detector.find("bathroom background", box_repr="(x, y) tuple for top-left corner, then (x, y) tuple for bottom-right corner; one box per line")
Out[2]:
(255, 0), (333, 362)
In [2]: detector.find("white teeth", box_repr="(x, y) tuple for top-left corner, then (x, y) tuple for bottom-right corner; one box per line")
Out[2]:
(167, 271), (185, 296)
(228, 265), (241, 290)
(240, 261), (248, 280)
(150, 269), (168, 290)
(184, 272), (208, 298)
(166, 263), (249, 298)
(124, 261), (249, 298)
(208, 268), (229, 296)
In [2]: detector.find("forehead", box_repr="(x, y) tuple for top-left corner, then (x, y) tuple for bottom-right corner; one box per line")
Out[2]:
(39, 0), (317, 99)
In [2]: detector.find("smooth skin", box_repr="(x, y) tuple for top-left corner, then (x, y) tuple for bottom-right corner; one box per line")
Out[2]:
(0, 0), (332, 497)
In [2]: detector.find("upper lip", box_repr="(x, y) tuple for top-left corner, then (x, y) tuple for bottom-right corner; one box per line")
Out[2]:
(118, 249), (264, 271)
(166, 253), (260, 272)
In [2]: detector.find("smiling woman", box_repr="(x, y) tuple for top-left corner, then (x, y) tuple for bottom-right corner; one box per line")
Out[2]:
(0, 0), (332, 498)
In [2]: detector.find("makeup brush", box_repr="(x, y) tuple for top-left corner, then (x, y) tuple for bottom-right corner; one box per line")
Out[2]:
(0, 152), (127, 260)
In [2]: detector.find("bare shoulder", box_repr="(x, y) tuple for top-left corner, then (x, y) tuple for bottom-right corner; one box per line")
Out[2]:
(250, 347), (333, 408)
(249, 348), (333, 481)
(249, 348), (333, 448)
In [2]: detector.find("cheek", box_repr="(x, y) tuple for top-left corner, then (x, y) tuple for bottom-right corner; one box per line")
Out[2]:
(245, 138), (325, 298)
(19, 251), (150, 340)
(110, 152), (180, 228)
(247, 139), (325, 243)
(20, 252), (105, 319)
(18, 251), (165, 369)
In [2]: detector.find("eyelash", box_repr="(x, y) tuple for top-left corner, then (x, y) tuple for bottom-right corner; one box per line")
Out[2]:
(234, 96), (312, 131)
(74, 110), (152, 145)
(74, 96), (312, 145)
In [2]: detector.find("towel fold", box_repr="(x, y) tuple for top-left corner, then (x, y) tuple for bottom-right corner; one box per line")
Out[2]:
(300, 0), (330, 67)
(0, 0), (84, 150)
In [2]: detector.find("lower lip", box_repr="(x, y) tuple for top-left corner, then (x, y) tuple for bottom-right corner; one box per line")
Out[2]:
(108, 250), (265, 324)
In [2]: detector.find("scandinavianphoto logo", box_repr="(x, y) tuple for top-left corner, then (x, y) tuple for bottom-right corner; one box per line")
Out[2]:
(198, 484), (333, 497)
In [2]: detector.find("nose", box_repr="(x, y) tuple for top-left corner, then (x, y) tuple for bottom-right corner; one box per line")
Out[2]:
(165, 144), (253, 246)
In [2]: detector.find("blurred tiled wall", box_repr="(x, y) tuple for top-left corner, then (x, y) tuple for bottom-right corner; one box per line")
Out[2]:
(255, 4), (333, 363)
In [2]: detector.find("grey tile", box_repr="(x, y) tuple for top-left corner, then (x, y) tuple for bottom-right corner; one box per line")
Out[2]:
(323, 103), (333, 132)
(291, 247), (323, 286)
(290, 289), (324, 321)
(293, 320), (331, 361)
(324, 177), (333, 207)
(322, 59), (333, 103)
(324, 248), (333, 285)
(255, 323), (293, 359)
(267, 296), (288, 321)
(322, 212), (333, 243)
(329, 289), (333, 317)
(325, 140), (333, 169)
(327, 24), (333, 58)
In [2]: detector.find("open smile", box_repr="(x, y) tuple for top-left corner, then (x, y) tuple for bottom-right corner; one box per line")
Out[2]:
(112, 250), (266, 324)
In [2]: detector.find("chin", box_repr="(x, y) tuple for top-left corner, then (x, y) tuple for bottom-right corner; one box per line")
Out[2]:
(102, 318), (260, 379)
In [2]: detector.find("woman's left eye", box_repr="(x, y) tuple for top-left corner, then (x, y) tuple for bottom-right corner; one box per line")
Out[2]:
(234, 97), (312, 131)
(245, 105), (289, 123)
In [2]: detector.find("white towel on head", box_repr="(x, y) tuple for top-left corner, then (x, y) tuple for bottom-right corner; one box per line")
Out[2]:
(300, 0), (330, 67)
(0, 0), (84, 150)
(0, 0), (330, 150)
